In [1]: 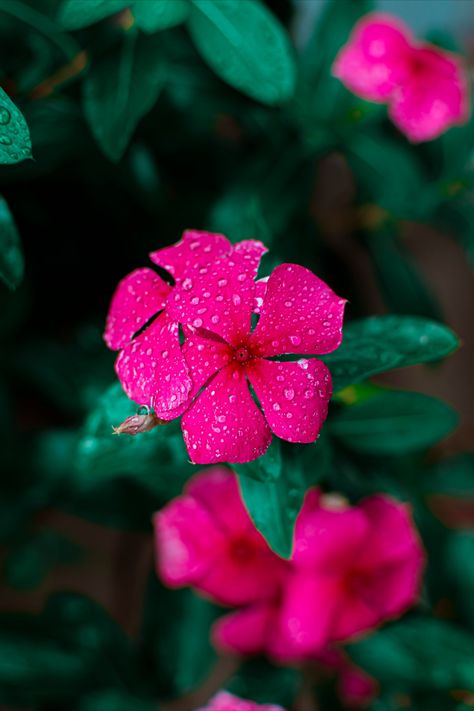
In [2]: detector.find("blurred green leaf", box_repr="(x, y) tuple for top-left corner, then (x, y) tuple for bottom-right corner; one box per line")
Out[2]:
(83, 30), (165, 161)
(3, 529), (82, 590)
(188, 0), (296, 106)
(79, 689), (157, 711)
(59, 0), (129, 29)
(238, 435), (331, 558)
(348, 617), (474, 690)
(133, 0), (189, 33)
(0, 88), (32, 165)
(228, 657), (300, 709)
(421, 454), (474, 495)
(0, 195), (23, 289)
(323, 316), (459, 392)
(329, 391), (458, 455)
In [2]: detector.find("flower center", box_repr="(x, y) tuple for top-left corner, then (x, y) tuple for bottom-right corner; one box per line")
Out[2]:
(229, 537), (256, 562)
(234, 346), (251, 363)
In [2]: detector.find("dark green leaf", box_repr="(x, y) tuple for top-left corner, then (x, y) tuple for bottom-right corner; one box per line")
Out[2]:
(59, 0), (130, 29)
(83, 31), (165, 161)
(329, 391), (458, 455)
(323, 316), (459, 392)
(132, 0), (189, 33)
(188, 0), (296, 105)
(0, 88), (32, 165)
(79, 689), (157, 711)
(228, 657), (300, 709)
(421, 454), (474, 495)
(234, 437), (282, 482)
(0, 195), (23, 290)
(238, 435), (332, 558)
(348, 617), (474, 690)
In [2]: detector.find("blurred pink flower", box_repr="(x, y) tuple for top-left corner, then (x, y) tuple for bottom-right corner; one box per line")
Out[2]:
(104, 230), (266, 419)
(168, 260), (345, 464)
(333, 13), (470, 141)
(196, 691), (284, 711)
(153, 467), (288, 606)
(314, 646), (377, 708)
(214, 490), (424, 657)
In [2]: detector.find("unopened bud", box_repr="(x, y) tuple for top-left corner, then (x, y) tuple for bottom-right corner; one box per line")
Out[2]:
(112, 411), (166, 436)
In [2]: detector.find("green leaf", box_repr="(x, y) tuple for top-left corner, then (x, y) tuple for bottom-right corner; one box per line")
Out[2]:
(59, 0), (130, 29)
(323, 316), (459, 392)
(0, 88), (32, 165)
(79, 689), (157, 711)
(0, 195), (24, 290)
(329, 391), (458, 455)
(83, 30), (165, 161)
(132, 0), (189, 32)
(366, 226), (443, 321)
(188, 0), (296, 106)
(233, 437), (282, 482)
(421, 454), (474, 495)
(348, 617), (474, 690)
(228, 658), (300, 709)
(238, 436), (332, 558)
(3, 530), (82, 590)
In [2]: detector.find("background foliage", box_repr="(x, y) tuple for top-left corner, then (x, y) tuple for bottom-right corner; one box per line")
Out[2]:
(0, 0), (472, 709)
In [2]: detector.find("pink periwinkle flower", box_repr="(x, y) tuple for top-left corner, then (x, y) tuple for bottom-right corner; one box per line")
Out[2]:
(196, 691), (284, 711)
(104, 230), (266, 420)
(333, 12), (470, 142)
(153, 467), (288, 607)
(314, 645), (377, 708)
(167, 255), (346, 464)
(214, 489), (424, 659)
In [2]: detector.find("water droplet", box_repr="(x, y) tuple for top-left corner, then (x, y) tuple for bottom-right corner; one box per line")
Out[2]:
(297, 359), (309, 370)
(0, 108), (10, 125)
(182, 278), (193, 290)
(146, 348), (152, 356)
(273, 402), (281, 411)
(229, 394), (237, 404)
(191, 296), (200, 305)
(237, 273), (246, 282)
(276, 375), (284, 382)
(304, 389), (313, 399)
(193, 318), (203, 328)
(284, 388), (295, 401)
(284, 301), (292, 307)
(162, 350), (169, 358)
(232, 294), (241, 306)
(0, 135), (12, 145)
(289, 335), (301, 346)
(218, 278), (228, 287)
(211, 314), (220, 324)
(232, 370), (239, 380)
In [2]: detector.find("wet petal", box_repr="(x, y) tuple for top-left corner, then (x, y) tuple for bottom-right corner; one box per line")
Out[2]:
(332, 13), (413, 101)
(246, 358), (332, 444)
(115, 311), (192, 413)
(153, 496), (225, 588)
(168, 249), (262, 346)
(181, 364), (272, 464)
(389, 47), (469, 142)
(254, 277), (268, 314)
(231, 239), (268, 279)
(104, 267), (171, 350)
(249, 264), (346, 357)
(149, 229), (230, 280)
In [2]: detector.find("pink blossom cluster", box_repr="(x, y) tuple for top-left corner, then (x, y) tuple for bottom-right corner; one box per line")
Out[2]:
(333, 13), (470, 142)
(196, 691), (284, 711)
(154, 468), (424, 706)
(104, 230), (345, 464)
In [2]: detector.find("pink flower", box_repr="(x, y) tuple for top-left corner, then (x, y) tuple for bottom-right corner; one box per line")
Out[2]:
(196, 691), (285, 711)
(104, 230), (266, 419)
(314, 646), (377, 708)
(153, 468), (287, 606)
(167, 258), (345, 464)
(332, 13), (470, 141)
(214, 490), (424, 658)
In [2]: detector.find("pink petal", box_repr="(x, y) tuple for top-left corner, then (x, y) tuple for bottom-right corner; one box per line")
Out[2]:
(212, 603), (275, 656)
(389, 47), (469, 142)
(185, 467), (250, 535)
(181, 364), (272, 464)
(246, 358), (332, 444)
(249, 264), (346, 358)
(332, 13), (413, 102)
(278, 571), (341, 655)
(182, 331), (233, 395)
(149, 229), (230, 280)
(231, 239), (268, 278)
(339, 665), (378, 708)
(292, 491), (369, 571)
(104, 267), (172, 350)
(254, 277), (268, 314)
(357, 556), (423, 620)
(331, 590), (379, 641)
(167, 250), (261, 346)
(153, 496), (225, 588)
(198, 691), (284, 711)
(115, 311), (192, 413)
(356, 496), (424, 569)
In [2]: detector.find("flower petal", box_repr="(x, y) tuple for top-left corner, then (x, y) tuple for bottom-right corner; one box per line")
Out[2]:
(149, 229), (230, 280)
(358, 556), (422, 619)
(104, 267), (171, 350)
(389, 47), (469, 142)
(231, 239), (268, 278)
(332, 13), (413, 102)
(168, 249), (262, 346)
(246, 358), (332, 443)
(115, 311), (192, 413)
(212, 603), (275, 656)
(185, 467), (253, 535)
(181, 364), (272, 464)
(249, 264), (346, 357)
(292, 490), (369, 571)
(153, 496), (225, 588)
(278, 571), (341, 655)
(357, 496), (423, 569)
(331, 590), (379, 642)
